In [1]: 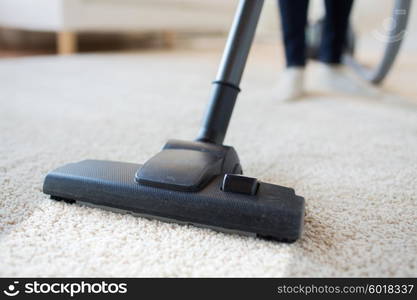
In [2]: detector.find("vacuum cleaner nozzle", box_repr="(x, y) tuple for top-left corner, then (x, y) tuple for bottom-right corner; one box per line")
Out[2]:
(43, 140), (304, 242)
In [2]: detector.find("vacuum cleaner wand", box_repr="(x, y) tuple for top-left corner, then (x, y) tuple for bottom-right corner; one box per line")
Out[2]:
(43, 0), (305, 242)
(197, 0), (263, 144)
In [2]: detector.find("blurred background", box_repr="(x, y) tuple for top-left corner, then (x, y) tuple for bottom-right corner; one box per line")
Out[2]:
(0, 0), (416, 99)
(0, 0), (416, 56)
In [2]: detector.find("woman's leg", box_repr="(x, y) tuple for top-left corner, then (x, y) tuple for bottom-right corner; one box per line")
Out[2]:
(311, 0), (379, 97)
(278, 0), (310, 67)
(319, 0), (354, 64)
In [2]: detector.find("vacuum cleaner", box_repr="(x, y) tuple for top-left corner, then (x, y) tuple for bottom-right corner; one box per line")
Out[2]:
(307, 0), (412, 85)
(43, 0), (305, 242)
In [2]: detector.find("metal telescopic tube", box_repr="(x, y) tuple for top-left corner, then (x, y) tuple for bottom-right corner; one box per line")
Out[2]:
(197, 0), (264, 145)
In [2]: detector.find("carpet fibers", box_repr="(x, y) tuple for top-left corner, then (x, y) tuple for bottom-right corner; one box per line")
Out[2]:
(0, 51), (416, 276)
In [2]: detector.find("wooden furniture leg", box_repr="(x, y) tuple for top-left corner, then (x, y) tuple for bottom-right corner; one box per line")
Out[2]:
(162, 31), (176, 48)
(57, 31), (77, 55)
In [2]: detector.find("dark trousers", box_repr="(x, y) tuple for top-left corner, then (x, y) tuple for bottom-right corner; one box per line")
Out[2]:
(278, 0), (354, 67)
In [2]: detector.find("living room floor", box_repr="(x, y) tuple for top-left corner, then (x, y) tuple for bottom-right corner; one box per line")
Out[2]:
(0, 45), (416, 276)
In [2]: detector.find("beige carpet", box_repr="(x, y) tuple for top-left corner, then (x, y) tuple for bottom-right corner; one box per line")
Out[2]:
(0, 48), (416, 277)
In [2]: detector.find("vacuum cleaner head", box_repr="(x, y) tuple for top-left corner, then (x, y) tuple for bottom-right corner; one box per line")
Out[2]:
(43, 140), (304, 242)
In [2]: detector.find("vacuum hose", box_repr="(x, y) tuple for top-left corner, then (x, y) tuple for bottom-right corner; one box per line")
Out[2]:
(343, 0), (412, 84)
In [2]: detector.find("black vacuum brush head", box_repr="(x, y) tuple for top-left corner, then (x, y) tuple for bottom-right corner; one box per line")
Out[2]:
(43, 140), (304, 242)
